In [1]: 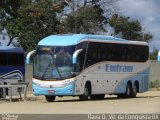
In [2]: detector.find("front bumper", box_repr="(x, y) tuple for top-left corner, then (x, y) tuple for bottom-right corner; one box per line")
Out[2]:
(32, 83), (75, 96)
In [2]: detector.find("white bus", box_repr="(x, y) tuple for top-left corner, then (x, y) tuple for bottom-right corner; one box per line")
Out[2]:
(158, 51), (160, 62)
(27, 34), (149, 102)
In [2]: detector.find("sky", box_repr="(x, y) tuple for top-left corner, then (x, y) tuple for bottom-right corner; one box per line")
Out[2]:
(116, 0), (160, 51)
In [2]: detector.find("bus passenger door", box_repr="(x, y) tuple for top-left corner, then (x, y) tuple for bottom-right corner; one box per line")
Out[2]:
(88, 65), (103, 94)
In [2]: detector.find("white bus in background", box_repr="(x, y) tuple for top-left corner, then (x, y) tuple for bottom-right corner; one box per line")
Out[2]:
(27, 34), (150, 102)
(158, 51), (160, 62)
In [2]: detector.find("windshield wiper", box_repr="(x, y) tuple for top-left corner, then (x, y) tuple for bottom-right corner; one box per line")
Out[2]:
(53, 54), (64, 80)
(54, 65), (63, 80)
(41, 60), (51, 80)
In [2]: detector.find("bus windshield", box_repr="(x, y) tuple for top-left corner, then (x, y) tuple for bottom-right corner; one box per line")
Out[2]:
(33, 46), (76, 80)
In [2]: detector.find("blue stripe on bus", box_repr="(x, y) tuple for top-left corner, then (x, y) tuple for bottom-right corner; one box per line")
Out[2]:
(0, 66), (25, 81)
(0, 66), (25, 74)
(114, 68), (149, 93)
(32, 83), (75, 96)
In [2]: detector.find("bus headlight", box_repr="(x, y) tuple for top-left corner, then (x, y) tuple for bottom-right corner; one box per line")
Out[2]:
(63, 79), (71, 86)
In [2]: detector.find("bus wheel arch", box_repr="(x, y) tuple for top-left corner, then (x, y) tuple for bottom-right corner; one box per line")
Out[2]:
(79, 81), (92, 101)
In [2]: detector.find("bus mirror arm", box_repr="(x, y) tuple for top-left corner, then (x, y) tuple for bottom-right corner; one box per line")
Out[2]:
(26, 50), (36, 64)
(72, 49), (83, 64)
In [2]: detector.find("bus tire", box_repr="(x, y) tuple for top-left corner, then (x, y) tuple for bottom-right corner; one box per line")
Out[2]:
(131, 82), (138, 98)
(125, 82), (132, 98)
(45, 95), (56, 102)
(79, 83), (91, 101)
(117, 82), (132, 98)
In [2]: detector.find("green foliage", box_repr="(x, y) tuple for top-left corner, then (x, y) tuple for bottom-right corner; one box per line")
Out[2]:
(63, 5), (107, 34)
(1, 0), (61, 51)
(0, 0), (24, 17)
(150, 80), (160, 88)
(0, 0), (24, 45)
(150, 48), (159, 60)
(17, 0), (61, 51)
(109, 14), (152, 41)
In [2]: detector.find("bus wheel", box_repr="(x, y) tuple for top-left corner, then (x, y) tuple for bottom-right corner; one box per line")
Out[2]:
(125, 82), (132, 98)
(79, 83), (91, 101)
(45, 96), (56, 102)
(131, 83), (138, 98)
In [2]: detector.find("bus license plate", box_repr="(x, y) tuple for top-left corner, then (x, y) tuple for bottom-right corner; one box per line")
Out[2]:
(48, 90), (55, 94)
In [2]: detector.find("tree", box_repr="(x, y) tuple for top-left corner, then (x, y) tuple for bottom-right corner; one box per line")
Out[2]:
(0, 0), (24, 46)
(17, 0), (61, 51)
(1, 0), (62, 51)
(61, 1), (152, 41)
(61, 0), (116, 34)
(109, 14), (152, 41)
(63, 5), (107, 34)
(150, 48), (159, 60)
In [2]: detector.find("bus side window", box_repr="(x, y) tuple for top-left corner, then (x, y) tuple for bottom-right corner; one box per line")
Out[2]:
(85, 43), (94, 67)
(0, 53), (7, 66)
(19, 54), (25, 66)
(75, 51), (85, 72)
(7, 53), (19, 66)
(107, 44), (114, 60)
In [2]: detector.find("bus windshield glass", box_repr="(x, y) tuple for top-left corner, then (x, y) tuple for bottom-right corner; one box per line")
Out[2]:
(33, 46), (76, 80)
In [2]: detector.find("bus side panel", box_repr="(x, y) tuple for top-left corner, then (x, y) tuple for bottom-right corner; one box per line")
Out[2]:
(114, 67), (150, 94)
(74, 65), (105, 95)
(74, 61), (150, 95)
(0, 66), (25, 96)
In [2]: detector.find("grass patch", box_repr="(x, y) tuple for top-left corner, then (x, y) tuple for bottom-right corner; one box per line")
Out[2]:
(149, 80), (160, 88)
(149, 61), (160, 89)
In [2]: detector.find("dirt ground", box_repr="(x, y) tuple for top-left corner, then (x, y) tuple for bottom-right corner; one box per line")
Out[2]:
(0, 91), (160, 114)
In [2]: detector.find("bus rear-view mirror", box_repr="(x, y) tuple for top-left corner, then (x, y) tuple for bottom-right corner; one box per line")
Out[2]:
(26, 50), (36, 64)
(72, 49), (83, 64)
